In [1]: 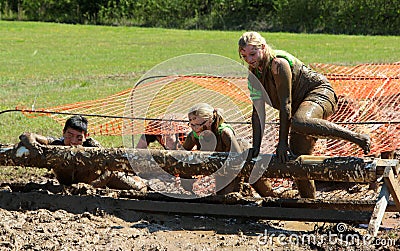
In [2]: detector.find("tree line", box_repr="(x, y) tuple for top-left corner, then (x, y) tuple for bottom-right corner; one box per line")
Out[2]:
(1, 0), (399, 35)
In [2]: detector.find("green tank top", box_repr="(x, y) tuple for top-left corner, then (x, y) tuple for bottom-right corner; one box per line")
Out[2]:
(192, 123), (234, 139)
(247, 50), (302, 101)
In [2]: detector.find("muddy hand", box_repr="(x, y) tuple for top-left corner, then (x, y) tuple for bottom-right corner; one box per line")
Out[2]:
(276, 142), (290, 163)
(246, 146), (260, 162)
(19, 132), (38, 149)
(361, 134), (371, 155)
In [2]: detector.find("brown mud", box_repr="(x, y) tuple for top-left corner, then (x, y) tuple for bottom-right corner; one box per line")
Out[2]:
(1, 166), (399, 250)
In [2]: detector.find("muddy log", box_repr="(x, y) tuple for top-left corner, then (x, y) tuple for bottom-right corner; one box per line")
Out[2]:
(0, 144), (395, 182)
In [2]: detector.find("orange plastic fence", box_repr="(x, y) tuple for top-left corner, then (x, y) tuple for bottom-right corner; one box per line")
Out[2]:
(20, 62), (400, 157)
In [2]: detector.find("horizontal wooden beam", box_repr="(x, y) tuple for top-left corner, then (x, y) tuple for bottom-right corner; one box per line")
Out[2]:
(0, 190), (372, 223)
(4, 181), (398, 212)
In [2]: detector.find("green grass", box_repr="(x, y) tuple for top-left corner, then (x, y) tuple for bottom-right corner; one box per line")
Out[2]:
(0, 165), (50, 182)
(0, 21), (399, 146)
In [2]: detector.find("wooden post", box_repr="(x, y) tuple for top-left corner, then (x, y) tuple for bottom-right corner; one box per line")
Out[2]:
(368, 165), (400, 237)
(368, 183), (390, 237)
(382, 166), (400, 210)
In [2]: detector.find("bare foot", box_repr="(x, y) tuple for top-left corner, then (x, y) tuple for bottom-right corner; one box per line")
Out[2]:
(360, 134), (371, 154)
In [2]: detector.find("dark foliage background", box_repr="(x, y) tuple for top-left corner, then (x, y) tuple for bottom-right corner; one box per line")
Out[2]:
(1, 0), (399, 35)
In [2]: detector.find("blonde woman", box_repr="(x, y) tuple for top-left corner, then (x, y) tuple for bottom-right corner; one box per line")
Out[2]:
(238, 31), (370, 198)
(181, 103), (242, 194)
(182, 103), (273, 196)
(182, 103), (241, 152)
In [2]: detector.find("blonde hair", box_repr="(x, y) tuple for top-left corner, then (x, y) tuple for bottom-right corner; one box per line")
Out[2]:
(238, 31), (266, 49)
(238, 31), (274, 67)
(188, 103), (225, 133)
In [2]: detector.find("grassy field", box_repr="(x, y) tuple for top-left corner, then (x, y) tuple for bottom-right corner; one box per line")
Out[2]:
(1, 21), (399, 146)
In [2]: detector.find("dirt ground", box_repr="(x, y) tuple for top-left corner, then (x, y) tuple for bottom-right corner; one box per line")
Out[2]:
(0, 166), (399, 251)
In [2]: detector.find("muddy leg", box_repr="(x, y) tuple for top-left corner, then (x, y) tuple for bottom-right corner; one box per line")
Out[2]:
(90, 170), (112, 188)
(292, 116), (371, 154)
(252, 177), (276, 197)
(290, 132), (317, 198)
(104, 171), (147, 191)
(294, 180), (316, 198)
(291, 102), (371, 155)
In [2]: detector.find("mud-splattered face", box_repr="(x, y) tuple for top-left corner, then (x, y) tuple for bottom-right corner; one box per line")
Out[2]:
(240, 44), (265, 70)
(188, 114), (212, 134)
(63, 127), (87, 146)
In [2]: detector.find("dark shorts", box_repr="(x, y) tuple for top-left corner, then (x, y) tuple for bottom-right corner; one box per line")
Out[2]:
(297, 66), (338, 118)
(304, 84), (338, 118)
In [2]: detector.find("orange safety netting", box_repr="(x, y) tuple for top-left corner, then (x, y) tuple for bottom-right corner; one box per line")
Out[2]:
(20, 62), (400, 157)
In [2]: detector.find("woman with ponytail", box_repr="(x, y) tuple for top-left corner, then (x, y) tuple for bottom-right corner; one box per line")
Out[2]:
(238, 31), (371, 198)
(182, 103), (273, 196)
(182, 103), (241, 152)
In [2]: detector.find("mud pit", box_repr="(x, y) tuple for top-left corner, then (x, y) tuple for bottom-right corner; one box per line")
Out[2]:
(1, 166), (399, 250)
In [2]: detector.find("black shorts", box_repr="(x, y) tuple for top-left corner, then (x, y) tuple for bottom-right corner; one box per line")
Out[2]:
(297, 66), (338, 118)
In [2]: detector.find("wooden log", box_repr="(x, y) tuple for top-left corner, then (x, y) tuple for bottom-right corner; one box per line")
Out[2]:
(0, 144), (393, 183)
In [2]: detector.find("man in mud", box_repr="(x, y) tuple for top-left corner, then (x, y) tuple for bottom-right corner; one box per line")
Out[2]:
(19, 115), (146, 191)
